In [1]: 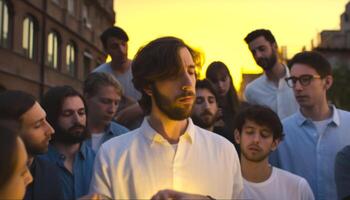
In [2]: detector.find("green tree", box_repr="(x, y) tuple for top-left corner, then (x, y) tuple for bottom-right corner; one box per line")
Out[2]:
(328, 64), (350, 110)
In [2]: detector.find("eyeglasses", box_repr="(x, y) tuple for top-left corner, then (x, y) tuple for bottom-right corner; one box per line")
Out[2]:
(285, 74), (322, 88)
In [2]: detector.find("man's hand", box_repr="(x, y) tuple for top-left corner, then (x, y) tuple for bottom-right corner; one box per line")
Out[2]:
(151, 189), (212, 200)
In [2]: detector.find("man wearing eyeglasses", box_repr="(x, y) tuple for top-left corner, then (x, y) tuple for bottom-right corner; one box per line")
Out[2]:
(244, 29), (298, 119)
(270, 51), (350, 200)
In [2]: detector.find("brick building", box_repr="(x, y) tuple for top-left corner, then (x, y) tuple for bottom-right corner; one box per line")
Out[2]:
(0, 0), (115, 98)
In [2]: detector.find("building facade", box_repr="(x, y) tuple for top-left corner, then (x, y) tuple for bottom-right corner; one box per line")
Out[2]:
(0, 0), (115, 98)
(314, 1), (350, 68)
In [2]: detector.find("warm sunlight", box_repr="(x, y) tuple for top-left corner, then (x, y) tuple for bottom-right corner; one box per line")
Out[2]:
(113, 0), (349, 91)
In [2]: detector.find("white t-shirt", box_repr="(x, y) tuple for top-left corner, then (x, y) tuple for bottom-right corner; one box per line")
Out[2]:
(313, 117), (332, 136)
(243, 167), (314, 200)
(91, 133), (104, 152)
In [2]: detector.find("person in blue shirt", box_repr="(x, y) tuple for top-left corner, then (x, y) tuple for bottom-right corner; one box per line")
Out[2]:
(0, 90), (64, 200)
(83, 72), (129, 152)
(40, 86), (95, 200)
(335, 145), (350, 200)
(270, 51), (350, 200)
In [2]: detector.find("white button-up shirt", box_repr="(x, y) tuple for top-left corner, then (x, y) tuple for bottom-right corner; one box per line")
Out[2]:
(89, 118), (243, 199)
(244, 65), (298, 119)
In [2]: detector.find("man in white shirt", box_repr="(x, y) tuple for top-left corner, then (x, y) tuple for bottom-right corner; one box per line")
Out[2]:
(244, 29), (298, 119)
(234, 105), (314, 200)
(89, 36), (243, 199)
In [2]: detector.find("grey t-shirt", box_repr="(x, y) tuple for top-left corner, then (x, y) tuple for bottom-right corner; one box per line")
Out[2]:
(93, 62), (141, 101)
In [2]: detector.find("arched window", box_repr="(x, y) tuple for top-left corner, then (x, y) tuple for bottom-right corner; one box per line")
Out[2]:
(66, 42), (76, 76)
(22, 16), (36, 59)
(47, 32), (59, 69)
(0, 0), (10, 48)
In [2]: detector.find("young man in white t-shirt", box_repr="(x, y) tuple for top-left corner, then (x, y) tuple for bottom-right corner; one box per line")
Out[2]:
(234, 105), (314, 200)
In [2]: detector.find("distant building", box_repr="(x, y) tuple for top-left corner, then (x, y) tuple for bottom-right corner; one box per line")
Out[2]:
(0, 0), (115, 98)
(314, 1), (350, 68)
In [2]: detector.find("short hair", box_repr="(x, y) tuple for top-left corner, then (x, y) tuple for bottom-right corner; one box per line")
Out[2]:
(195, 79), (219, 101)
(0, 90), (36, 122)
(41, 86), (87, 135)
(100, 26), (129, 49)
(132, 36), (202, 114)
(289, 51), (332, 77)
(234, 105), (284, 141)
(244, 29), (276, 45)
(84, 72), (123, 97)
(0, 120), (21, 188)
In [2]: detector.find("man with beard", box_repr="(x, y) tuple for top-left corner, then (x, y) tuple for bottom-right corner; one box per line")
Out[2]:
(191, 79), (237, 144)
(0, 90), (64, 200)
(40, 86), (95, 200)
(270, 51), (350, 200)
(234, 105), (314, 200)
(89, 37), (242, 199)
(83, 72), (129, 152)
(244, 29), (298, 119)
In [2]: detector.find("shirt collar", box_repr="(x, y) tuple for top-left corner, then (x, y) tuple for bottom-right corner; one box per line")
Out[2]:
(296, 105), (340, 126)
(48, 143), (87, 162)
(141, 117), (195, 146)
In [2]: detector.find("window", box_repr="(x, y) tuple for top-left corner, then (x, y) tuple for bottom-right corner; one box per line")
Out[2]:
(83, 51), (92, 79)
(82, 3), (91, 29)
(0, 0), (10, 48)
(66, 43), (76, 76)
(67, 0), (74, 14)
(47, 32), (59, 69)
(22, 17), (35, 59)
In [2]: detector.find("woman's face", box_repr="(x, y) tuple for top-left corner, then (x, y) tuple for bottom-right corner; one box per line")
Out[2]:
(0, 137), (33, 199)
(212, 73), (231, 97)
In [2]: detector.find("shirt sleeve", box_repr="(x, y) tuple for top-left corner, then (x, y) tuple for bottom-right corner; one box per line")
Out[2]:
(244, 85), (255, 104)
(299, 178), (315, 200)
(231, 145), (244, 199)
(89, 146), (113, 199)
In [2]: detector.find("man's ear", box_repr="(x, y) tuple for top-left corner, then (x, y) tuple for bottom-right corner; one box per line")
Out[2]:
(324, 75), (333, 90)
(234, 129), (241, 144)
(143, 85), (153, 96)
(271, 138), (280, 152)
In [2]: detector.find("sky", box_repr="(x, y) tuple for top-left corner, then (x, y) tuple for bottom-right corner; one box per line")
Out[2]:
(113, 0), (349, 90)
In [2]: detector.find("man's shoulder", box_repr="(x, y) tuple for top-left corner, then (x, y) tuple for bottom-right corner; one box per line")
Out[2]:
(92, 62), (111, 73)
(273, 167), (308, 184)
(245, 74), (265, 90)
(33, 156), (61, 175)
(109, 121), (130, 135)
(195, 126), (236, 151)
(100, 128), (140, 154)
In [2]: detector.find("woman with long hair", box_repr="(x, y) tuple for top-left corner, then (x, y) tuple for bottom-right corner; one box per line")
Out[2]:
(206, 61), (240, 142)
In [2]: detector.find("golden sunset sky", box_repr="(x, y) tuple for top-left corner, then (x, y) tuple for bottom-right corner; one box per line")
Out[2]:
(113, 0), (349, 90)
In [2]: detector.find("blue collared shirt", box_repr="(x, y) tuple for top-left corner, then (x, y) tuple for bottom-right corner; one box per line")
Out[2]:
(270, 105), (350, 200)
(41, 143), (96, 200)
(84, 121), (129, 152)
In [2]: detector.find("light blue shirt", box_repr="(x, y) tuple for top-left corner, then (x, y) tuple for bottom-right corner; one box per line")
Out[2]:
(41, 143), (96, 200)
(270, 105), (350, 200)
(84, 121), (129, 152)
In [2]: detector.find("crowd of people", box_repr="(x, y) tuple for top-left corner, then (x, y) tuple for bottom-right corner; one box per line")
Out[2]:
(0, 26), (349, 200)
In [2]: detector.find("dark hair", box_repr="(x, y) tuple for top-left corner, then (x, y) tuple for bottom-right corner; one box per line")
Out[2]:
(234, 105), (284, 141)
(289, 51), (332, 77)
(0, 120), (21, 188)
(41, 86), (87, 140)
(195, 79), (219, 101)
(0, 83), (6, 93)
(132, 36), (202, 114)
(244, 29), (276, 45)
(100, 26), (129, 49)
(84, 72), (123, 97)
(0, 90), (36, 122)
(206, 61), (240, 114)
